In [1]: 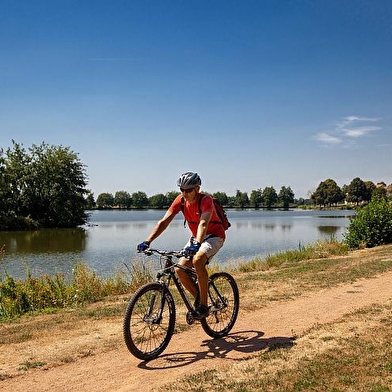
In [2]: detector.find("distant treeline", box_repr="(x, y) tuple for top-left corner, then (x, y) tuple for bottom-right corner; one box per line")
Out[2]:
(92, 178), (392, 210)
(93, 186), (296, 210)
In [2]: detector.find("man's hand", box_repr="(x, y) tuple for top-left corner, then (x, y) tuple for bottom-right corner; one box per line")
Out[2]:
(137, 241), (150, 252)
(183, 242), (201, 257)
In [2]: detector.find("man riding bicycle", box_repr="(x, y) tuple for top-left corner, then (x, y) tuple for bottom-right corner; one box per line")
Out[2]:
(137, 172), (225, 319)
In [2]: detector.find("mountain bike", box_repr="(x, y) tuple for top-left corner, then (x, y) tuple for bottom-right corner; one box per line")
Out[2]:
(123, 248), (239, 360)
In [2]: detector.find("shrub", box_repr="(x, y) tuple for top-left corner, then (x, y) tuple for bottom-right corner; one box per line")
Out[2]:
(344, 198), (392, 249)
(0, 272), (73, 319)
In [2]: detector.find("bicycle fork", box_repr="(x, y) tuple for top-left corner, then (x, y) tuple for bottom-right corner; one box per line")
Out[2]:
(144, 286), (167, 325)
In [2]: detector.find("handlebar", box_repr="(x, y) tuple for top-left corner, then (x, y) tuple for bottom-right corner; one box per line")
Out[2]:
(138, 248), (185, 258)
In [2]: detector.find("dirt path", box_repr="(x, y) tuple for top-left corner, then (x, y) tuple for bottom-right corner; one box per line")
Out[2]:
(2, 271), (392, 392)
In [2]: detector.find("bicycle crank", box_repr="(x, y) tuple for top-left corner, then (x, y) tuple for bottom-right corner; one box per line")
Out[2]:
(186, 311), (195, 325)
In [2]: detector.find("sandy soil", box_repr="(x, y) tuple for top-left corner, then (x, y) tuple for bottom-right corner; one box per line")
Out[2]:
(2, 269), (392, 392)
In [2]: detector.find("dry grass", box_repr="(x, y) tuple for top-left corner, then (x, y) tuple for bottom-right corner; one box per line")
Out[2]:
(0, 296), (128, 379)
(234, 244), (392, 313)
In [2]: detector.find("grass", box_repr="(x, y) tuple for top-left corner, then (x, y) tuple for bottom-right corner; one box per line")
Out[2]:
(0, 261), (152, 321)
(236, 238), (349, 272)
(18, 360), (46, 371)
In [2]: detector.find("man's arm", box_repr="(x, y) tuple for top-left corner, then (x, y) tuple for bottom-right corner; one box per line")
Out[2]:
(195, 210), (212, 244)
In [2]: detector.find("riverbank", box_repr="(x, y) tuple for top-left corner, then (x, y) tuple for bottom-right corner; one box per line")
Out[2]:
(1, 244), (392, 391)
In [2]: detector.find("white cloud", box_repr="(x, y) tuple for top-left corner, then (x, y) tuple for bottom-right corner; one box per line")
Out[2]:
(315, 132), (342, 144)
(343, 116), (380, 123)
(315, 116), (382, 146)
(342, 126), (381, 138)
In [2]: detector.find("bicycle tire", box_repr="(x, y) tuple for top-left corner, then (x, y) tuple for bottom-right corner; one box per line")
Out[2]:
(123, 282), (176, 360)
(201, 272), (239, 338)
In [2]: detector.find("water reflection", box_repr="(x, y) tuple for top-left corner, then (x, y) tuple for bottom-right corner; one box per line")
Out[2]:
(0, 209), (356, 279)
(0, 228), (87, 254)
(317, 226), (340, 235)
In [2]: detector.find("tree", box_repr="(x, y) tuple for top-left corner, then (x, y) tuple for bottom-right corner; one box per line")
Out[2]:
(0, 149), (13, 216)
(295, 197), (311, 206)
(85, 192), (96, 210)
(311, 179), (344, 206)
(212, 191), (229, 206)
(346, 177), (366, 205)
(364, 181), (376, 203)
(387, 184), (392, 198)
(132, 191), (148, 209)
(114, 191), (132, 208)
(2, 141), (31, 218)
(234, 190), (249, 208)
(1, 141), (88, 228)
(278, 186), (294, 209)
(262, 186), (278, 208)
(149, 193), (167, 208)
(166, 191), (180, 205)
(372, 186), (387, 199)
(30, 143), (88, 227)
(96, 193), (114, 208)
(249, 189), (263, 208)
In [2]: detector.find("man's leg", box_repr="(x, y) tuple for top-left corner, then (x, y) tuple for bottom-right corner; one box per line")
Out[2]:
(176, 258), (197, 298)
(192, 252), (209, 307)
(193, 237), (224, 318)
(176, 253), (209, 318)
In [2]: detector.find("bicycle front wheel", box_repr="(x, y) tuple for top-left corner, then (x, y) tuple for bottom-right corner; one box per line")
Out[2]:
(201, 272), (239, 338)
(123, 282), (176, 360)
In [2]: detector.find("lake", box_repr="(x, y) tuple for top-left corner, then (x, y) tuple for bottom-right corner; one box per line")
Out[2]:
(0, 209), (356, 280)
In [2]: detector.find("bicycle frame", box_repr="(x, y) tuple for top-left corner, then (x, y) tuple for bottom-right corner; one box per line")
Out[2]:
(154, 252), (199, 315)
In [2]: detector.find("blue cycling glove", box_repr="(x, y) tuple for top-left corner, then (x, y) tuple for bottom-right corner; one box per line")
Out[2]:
(137, 241), (150, 252)
(184, 242), (201, 257)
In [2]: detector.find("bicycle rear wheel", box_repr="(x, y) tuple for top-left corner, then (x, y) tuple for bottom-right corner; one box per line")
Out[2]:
(201, 272), (239, 338)
(123, 282), (176, 360)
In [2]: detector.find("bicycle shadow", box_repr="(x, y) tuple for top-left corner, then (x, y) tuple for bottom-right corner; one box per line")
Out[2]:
(138, 330), (296, 370)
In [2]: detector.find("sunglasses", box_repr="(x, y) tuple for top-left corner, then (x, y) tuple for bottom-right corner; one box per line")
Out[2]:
(180, 187), (195, 193)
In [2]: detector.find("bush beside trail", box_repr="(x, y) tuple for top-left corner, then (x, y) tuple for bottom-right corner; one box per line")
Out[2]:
(344, 198), (392, 249)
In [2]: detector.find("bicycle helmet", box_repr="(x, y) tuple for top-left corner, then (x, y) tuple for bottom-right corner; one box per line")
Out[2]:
(176, 172), (201, 189)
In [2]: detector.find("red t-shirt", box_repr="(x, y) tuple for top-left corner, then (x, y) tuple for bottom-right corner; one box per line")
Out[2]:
(169, 193), (226, 240)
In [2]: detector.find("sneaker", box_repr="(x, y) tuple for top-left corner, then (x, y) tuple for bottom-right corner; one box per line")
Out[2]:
(193, 305), (209, 320)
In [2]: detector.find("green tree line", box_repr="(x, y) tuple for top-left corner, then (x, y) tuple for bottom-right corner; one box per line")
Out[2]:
(94, 178), (391, 210)
(93, 186), (296, 210)
(311, 178), (392, 207)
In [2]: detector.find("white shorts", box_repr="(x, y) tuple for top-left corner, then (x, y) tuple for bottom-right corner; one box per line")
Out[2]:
(184, 235), (225, 260)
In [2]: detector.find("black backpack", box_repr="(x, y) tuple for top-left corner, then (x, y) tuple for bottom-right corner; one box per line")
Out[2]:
(181, 194), (231, 230)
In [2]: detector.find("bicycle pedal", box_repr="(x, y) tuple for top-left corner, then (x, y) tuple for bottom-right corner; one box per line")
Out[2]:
(186, 311), (195, 325)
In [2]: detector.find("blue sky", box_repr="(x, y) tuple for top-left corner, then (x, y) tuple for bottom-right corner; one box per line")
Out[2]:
(1, 0), (391, 199)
